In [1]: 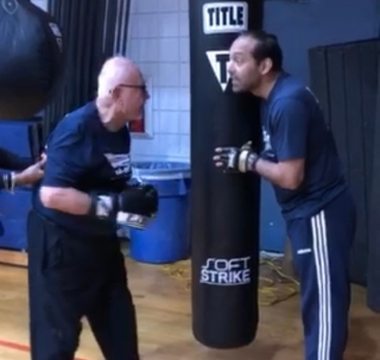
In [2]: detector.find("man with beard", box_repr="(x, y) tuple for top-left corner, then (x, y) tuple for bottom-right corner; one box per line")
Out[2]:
(213, 31), (356, 360)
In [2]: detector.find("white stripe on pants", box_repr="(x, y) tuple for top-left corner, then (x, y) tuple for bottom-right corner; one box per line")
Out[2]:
(311, 211), (332, 360)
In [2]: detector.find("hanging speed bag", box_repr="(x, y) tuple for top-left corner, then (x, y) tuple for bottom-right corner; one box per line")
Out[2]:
(189, 0), (263, 349)
(0, 0), (65, 119)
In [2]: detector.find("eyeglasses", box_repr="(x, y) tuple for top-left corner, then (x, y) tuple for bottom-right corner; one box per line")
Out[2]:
(119, 84), (147, 93)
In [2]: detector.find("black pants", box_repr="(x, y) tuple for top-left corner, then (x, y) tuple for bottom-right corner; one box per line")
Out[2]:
(27, 210), (140, 360)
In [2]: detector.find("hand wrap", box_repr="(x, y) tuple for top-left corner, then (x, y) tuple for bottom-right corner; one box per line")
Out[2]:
(213, 141), (259, 173)
(88, 184), (159, 222)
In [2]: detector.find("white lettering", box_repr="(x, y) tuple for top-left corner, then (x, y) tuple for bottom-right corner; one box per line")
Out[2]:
(203, 2), (248, 34)
(115, 166), (130, 176)
(104, 153), (132, 177)
(297, 248), (312, 255)
(200, 257), (251, 286)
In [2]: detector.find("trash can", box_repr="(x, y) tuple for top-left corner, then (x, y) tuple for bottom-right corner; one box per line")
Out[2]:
(129, 161), (191, 264)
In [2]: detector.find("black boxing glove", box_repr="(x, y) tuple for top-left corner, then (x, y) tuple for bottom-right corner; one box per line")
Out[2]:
(213, 141), (260, 173)
(88, 184), (158, 219)
(118, 184), (158, 216)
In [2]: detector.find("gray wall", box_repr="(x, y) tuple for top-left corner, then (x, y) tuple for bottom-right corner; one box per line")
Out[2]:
(265, 0), (379, 83)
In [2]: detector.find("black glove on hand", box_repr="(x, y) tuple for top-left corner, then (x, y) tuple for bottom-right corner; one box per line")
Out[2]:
(117, 184), (158, 216)
(213, 141), (259, 173)
(89, 184), (158, 219)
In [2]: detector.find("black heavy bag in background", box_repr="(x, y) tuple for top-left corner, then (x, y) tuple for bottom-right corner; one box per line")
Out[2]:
(189, 0), (263, 349)
(0, 0), (65, 119)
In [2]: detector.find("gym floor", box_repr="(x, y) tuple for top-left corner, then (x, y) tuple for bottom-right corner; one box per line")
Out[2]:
(0, 258), (379, 360)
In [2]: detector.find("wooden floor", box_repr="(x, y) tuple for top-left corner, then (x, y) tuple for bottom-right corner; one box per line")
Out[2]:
(0, 258), (379, 360)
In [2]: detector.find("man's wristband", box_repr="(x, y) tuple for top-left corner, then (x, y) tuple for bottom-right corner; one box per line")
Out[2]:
(235, 150), (260, 173)
(1, 172), (16, 192)
(237, 149), (251, 172)
(246, 152), (260, 173)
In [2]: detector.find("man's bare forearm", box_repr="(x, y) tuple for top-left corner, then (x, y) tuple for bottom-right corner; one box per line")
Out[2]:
(249, 157), (303, 190)
(40, 186), (92, 215)
(252, 158), (284, 187)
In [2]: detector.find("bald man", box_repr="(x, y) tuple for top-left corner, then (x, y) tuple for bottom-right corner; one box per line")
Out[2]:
(27, 56), (157, 360)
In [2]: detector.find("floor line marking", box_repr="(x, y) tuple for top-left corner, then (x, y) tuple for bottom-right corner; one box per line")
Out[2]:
(0, 338), (90, 360)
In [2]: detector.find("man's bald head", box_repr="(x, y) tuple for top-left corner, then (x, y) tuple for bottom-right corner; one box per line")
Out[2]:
(97, 56), (142, 97)
(95, 56), (148, 127)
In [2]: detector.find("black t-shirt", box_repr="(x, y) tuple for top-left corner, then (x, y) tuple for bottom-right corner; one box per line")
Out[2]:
(34, 101), (132, 236)
(260, 72), (348, 220)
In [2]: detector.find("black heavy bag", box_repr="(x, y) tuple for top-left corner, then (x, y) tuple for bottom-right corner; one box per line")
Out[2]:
(0, 0), (65, 119)
(189, 0), (263, 349)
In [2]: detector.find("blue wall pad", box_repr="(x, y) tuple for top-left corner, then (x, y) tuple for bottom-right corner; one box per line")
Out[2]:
(259, 179), (287, 253)
(0, 118), (44, 159)
(0, 188), (33, 251)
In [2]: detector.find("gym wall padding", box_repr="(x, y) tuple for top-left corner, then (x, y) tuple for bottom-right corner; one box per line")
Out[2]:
(189, 0), (263, 349)
(308, 39), (380, 311)
(0, 118), (44, 251)
(0, 188), (33, 250)
(0, 119), (44, 161)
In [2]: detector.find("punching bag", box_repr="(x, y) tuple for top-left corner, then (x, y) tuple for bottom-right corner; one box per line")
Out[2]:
(190, 0), (263, 349)
(0, 0), (65, 119)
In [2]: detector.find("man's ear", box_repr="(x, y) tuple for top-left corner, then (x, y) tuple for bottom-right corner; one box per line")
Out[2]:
(110, 86), (122, 100)
(260, 58), (273, 76)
